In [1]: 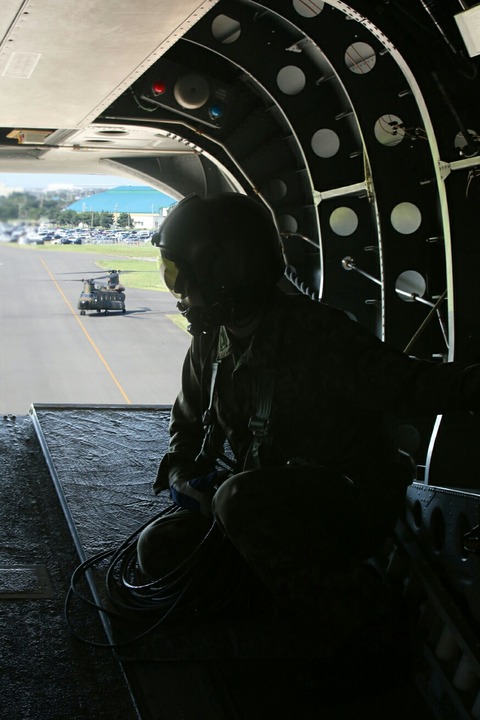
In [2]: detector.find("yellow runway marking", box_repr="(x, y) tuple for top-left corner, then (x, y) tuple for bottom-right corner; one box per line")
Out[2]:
(40, 258), (131, 404)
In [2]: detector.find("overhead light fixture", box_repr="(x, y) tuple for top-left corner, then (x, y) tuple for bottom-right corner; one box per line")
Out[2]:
(6, 129), (53, 144)
(151, 81), (166, 96)
(141, 60), (231, 130)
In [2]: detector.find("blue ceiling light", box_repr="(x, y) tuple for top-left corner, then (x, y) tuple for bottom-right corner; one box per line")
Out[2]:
(209, 103), (223, 120)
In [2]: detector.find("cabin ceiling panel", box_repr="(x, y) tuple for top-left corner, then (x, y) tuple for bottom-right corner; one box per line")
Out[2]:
(0, 0), (219, 128)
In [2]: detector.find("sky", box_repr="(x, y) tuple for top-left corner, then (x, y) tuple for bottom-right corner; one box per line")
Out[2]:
(0, 173), (148, 189)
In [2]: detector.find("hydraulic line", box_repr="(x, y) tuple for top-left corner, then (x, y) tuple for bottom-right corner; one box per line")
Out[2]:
(419, 0), (458, 54)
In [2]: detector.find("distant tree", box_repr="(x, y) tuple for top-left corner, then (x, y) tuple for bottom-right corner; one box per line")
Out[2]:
(0, 191), (83, 223)
(117, 212), (133, 228)
(57, 209), (114, 228)
(59, 209), (81, 226)
(0, 191), (120, 229)
(98, 211), (114, 228)
(0, 191), (41, 221)
(0, 194), (20, 220)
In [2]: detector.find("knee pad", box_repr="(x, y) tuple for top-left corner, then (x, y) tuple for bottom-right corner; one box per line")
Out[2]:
(212, 468), (275, 537)
(211, 473), (241, 522)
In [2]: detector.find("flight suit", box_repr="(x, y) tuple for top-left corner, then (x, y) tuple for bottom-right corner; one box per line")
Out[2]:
(139, 288), (480, 603)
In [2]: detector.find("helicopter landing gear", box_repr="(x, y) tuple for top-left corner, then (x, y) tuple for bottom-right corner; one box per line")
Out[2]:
(80, 310), (85, 316)
(122, 308), (126, 313)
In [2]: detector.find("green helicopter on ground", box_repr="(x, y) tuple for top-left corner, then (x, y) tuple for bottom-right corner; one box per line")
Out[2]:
(77, 270), (126, 315)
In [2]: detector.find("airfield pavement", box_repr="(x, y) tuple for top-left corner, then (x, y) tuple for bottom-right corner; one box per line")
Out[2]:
(0, 243), (191, 416)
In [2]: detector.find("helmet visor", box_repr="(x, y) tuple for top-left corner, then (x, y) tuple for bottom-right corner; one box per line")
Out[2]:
(160, 256), (186, 299)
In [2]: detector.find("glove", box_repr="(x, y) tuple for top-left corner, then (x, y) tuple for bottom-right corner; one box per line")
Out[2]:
(171, 469), (230, 516)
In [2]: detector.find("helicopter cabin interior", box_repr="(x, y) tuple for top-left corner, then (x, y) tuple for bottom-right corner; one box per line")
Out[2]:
(0, 1), (480, 718)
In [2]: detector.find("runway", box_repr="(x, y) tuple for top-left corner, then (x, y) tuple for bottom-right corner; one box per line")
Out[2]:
(0, 243), (191, 415)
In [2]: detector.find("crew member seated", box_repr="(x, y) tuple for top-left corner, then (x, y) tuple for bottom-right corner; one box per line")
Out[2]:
(138, 192), (480, 645)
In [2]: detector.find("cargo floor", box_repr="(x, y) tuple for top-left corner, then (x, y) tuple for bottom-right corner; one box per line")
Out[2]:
(0, 406), (432, 720)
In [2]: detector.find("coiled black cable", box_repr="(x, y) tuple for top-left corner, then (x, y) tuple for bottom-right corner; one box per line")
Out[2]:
(65, 503), (253, 653)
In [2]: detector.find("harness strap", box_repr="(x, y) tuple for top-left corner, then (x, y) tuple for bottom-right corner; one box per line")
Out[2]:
(244, 368), (275, 470)
(195, 360), (220, 463)
(197, 337), (276, 472)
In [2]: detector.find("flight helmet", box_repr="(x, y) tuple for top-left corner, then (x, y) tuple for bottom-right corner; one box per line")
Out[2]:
(152, 192), (285, 334)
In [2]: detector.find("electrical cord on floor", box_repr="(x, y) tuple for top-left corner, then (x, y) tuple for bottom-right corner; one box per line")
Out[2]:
(65, 503), (252, 652)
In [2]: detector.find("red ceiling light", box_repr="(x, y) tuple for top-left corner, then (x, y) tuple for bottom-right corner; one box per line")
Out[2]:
(151, 81), (166, 96)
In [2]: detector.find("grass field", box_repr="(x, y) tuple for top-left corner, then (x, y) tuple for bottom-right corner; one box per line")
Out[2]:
(15, 241), (169, 291)
(36, 242), (159, 259)
(95, 257), (165, 291)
